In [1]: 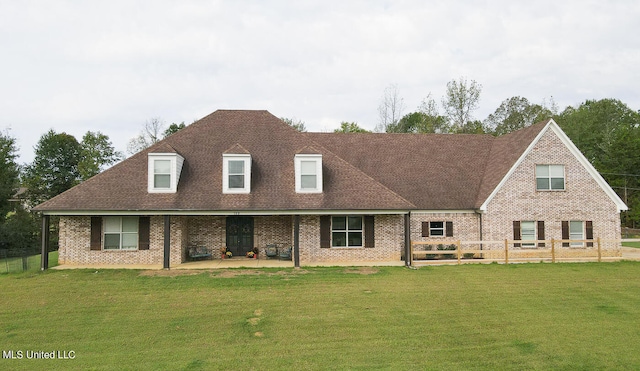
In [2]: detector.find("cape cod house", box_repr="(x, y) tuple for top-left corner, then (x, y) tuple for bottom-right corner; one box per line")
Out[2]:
(35, 110), (627, 268)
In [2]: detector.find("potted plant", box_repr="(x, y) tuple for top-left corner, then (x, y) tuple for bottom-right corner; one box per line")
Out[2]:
(220, 246), (231, 259)
(246, 251), (255, 258)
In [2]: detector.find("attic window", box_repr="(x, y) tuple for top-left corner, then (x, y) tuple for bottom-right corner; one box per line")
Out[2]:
(295, 154), (322, 193)
(536, 164), (565, 191)
(148, 153), (184, 193)
(223, 154), (251, 194)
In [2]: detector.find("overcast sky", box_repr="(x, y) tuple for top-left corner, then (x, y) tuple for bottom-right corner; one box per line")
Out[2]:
(2, 0), (639, 164)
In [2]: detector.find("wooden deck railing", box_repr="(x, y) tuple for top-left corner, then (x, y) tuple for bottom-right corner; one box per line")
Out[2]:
(410, 238), (640, 266)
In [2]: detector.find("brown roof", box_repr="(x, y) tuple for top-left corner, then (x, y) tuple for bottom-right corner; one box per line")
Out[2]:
(34, 110), (547, 213)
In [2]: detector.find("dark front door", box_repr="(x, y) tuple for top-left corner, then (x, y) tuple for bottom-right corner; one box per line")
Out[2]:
(226, 217), (254, 257)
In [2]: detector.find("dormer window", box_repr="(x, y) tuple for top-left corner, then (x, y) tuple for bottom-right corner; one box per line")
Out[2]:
(148, 153), (184, 193)
(295, 154), (322, 193)
(223, 154), (251, 193)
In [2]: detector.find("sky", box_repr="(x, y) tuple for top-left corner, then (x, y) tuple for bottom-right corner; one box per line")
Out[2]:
(1, 0), (639, 164)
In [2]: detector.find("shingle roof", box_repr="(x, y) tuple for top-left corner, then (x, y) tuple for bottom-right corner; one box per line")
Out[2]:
(34, 110), (547, 213)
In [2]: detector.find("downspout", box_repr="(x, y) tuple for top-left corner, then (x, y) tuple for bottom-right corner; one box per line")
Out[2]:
(404, 212), (412, 267)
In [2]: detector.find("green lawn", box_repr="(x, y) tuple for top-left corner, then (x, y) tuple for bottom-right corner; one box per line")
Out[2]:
(1, 262), (640, 370)
(622, 241), (640, 248)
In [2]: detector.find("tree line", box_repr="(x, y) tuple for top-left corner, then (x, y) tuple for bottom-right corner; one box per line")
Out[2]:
(1, 86), (639, 253)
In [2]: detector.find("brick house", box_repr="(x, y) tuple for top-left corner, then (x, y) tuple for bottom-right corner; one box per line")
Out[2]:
(34, 110), (627, 268)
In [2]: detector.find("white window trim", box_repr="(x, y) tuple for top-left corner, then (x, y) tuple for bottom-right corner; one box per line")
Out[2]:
(223, 154), (251, 194)
(536, 164), (565, 191)
(520, 220), (536, 248)
(295, 154), (323, 193)
(569, 220), (584, 247)
(103, 216), (138, 250)
(148, 153), (183, 193)
(429, 221), (445, 237)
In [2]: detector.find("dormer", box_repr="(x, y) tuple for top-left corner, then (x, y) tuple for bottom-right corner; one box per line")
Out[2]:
(223, 144), (252, 194)
(295, 153), (323, 193)
(147, 146), (184, 193)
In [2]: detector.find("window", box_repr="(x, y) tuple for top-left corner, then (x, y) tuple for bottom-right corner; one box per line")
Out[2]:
(429, 222), (444, 236)
(536, 164), (565, 190)
(148, 153), (184, 193)
(153, 160), (171, 189)
(520, 221), (536, 248)
(421, 221), (453, 237)
(295, 154), (322, 193)
(104, 216), (138, 250)
(223, 154), (251, 193)
(331, 216), (363, 247)
(569, 221), (584, 247)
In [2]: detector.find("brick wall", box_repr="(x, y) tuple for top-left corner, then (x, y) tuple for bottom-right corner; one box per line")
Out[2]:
(58, 216), (164, 265)
(410, 212), (480, 243)
(482, 127), (622, 257)
(298, 214), (404, 263)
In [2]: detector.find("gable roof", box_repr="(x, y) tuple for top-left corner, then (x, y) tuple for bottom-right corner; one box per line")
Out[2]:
(478, 119), (628, 212)
(34, 110), (625, 214)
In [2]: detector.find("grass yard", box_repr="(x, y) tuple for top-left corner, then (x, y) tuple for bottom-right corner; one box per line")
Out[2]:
(622, 241), (640, 248)
(1, 262), (640, 370)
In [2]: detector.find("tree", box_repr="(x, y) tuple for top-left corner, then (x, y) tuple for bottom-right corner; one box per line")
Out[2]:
(23, 130), (82, 205)
(281, 117), (307, 132)
(0, 130), (20, 222)
(376, 84), (406, 132)
(485, 96), (553, 136)
(163, 122), (186, 137)
(78, 131), (123, 181)
(556, 99), (640, 226)
(442, 77), (482, 131)
(127, 118), (165, 155)
(334, 122), (370, 133)
(0, 209), (39, 253)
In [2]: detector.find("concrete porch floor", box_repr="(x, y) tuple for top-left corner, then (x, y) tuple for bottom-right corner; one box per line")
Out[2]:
(52, 258), (406, 270)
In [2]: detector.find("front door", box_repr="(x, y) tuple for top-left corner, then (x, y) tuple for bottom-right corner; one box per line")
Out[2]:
(226, 217), (254, 257)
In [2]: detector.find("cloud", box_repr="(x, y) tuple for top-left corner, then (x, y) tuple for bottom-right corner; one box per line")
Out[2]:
(1, 0), (639, 163)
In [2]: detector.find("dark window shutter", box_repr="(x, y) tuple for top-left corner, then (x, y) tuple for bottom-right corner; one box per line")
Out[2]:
(513, 221), (521, 248)
(364, 216), (375, 248)
(586, 221), (593, 247)
(445, 221), (453, 237)
(422, 222), (429, 237)
(320, 216), (331, 248)
(138, 217), (150, 250)
(537, 221), (545, 247)
(562, 221), (569, 247)
(90, 217), (102, 250)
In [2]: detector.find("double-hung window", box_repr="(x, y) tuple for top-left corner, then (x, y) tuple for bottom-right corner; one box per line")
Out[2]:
(429, 222), (445, 236)
(520, 221), (536, 248)
(153, 160), (171, 189)
(148, 153), (184, 193)
(104, 216), (139, 250)
(569, 221), (584, 247)
(536, 164), (565, 191)
(295, 154), (323, 193)
(331, 216), (363, 247)
(223, 154), (251, 193)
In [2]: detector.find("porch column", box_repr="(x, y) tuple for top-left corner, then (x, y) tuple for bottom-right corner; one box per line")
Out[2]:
(40, 214), (50, 271)
(404, 213), (411, 267)
(163, 215), (170, 269)
(293, 215), (300, 268)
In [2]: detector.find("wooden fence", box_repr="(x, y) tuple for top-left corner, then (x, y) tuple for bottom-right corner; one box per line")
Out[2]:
(410, 238), (640, 266)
